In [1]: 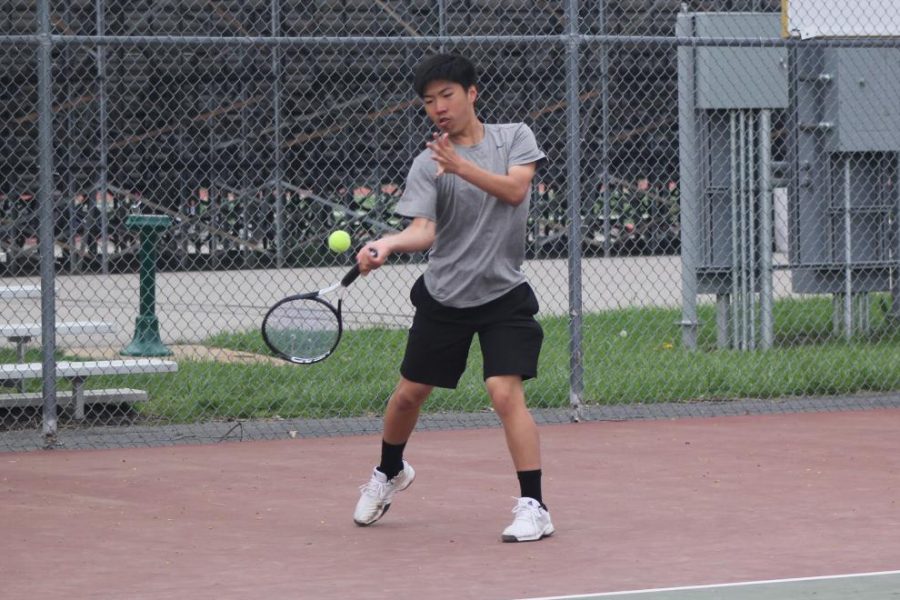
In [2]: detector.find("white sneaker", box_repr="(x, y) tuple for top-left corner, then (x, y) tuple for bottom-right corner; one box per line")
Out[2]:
(353, 461), (415, 526)
(501, 497), (554, 542)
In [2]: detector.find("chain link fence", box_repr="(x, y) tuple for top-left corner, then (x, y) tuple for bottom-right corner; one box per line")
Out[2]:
(2, 0), (900, 451)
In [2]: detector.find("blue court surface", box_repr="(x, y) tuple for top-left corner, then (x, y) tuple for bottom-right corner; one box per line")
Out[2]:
(517, 571), (900, 600)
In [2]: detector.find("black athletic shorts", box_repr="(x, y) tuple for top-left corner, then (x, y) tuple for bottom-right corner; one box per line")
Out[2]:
(400, 276), (544, 389)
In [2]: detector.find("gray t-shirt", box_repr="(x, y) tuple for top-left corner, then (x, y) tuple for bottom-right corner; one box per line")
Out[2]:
(395, 123), (545, 308)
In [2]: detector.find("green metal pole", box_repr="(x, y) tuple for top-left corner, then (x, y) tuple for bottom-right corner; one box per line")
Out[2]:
(121, 215), (173, 356)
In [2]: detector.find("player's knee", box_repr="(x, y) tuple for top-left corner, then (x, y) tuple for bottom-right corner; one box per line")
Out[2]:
(392, 392), (425, 412)
(486, 378), (525, 419)
(392, 380), (431, 411)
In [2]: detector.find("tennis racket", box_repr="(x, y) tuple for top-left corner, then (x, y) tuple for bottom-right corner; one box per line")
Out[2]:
(261, 252), (375, 364)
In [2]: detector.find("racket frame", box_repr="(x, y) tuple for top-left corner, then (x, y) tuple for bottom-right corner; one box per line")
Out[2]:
(260, 262), (364, 364)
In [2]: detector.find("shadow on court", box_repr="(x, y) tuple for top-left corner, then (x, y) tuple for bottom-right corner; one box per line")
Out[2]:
(3, 408), (900, 600)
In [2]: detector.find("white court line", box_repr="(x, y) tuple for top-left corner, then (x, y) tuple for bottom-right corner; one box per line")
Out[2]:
(514, 570), (900, 600)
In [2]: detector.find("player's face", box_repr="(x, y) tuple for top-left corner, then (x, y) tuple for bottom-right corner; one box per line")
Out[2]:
(421, 80), (477, 135)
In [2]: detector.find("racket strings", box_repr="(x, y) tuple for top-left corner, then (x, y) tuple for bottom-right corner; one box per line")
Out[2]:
(265, 298), (341, 361)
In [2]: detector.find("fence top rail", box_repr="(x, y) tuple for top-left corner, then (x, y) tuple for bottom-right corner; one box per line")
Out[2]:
(2, 33), (900, 48)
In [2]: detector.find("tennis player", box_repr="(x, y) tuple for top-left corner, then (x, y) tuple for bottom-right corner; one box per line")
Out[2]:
(352, 53), (553, 542)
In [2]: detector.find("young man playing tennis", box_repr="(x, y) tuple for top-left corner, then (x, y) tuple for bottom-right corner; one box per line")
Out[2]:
(353, 53), (553, 543)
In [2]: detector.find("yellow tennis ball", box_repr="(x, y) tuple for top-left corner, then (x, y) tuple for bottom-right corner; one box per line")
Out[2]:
(327, 230), (351, 253)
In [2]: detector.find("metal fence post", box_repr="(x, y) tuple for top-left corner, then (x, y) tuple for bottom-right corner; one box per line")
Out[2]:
(95, 0), (110, 275)
(676, 12), (699, 350)
(37, 0), (58, 446)
(758, 109), (774, 350)
(894, 153), (900, 320)
(271, 0), (285, 268)
(565, 0), (584, 420)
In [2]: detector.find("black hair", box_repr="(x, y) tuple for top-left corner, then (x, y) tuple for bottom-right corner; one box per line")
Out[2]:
(412, 53), (478, 98)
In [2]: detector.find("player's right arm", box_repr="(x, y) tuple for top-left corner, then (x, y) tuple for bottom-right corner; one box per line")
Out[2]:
(357, 217), (435, 273)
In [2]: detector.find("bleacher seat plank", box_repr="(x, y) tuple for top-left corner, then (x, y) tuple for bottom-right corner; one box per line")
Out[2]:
(0, 360), (177, 419)
(0, 388), (149, 410)
(0, 285), (41, 300)
(0, 359), (178, 379)
(1, 321), (115, 339)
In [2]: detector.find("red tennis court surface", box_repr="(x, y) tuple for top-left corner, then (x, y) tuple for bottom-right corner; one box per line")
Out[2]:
(3, 408), (899, 600)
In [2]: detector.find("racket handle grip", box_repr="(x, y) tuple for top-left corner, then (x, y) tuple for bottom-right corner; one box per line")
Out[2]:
(341, 248), (378, 287)
(341, 264), (362, 287)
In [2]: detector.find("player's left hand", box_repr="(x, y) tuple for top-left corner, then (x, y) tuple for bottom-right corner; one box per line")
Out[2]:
(426, 132), (464, 178)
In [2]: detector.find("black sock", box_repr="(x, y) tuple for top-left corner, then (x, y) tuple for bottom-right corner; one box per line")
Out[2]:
(517, 469), (546, 509)
(377, 440), (407, 480)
